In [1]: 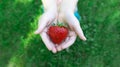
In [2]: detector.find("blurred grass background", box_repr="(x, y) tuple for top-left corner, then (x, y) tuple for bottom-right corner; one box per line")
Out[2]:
(0, 0), (120, 67)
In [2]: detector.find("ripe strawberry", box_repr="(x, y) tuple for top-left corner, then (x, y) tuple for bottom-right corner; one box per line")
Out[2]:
(47, 24), (68, 44)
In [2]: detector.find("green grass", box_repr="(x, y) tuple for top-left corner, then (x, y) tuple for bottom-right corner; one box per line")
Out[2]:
(0, 0), (120, 67)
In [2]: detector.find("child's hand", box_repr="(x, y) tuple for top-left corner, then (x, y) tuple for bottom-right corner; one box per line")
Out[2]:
(56, 31), (77, 51)
(55, 0), (86, 51)
(59, 0), (86, 41)
(35, 0), (57, 34)
(35, 0), (58, 53)
(35, 0), (87, 53)
(40, 28), (57, 53)
(40, 25), (77, 53)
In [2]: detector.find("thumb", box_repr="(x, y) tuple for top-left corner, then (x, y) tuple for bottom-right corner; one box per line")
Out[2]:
(35, 12), (53, 34)
(64, 12), (87, 41)
(35, 17), (48, 34)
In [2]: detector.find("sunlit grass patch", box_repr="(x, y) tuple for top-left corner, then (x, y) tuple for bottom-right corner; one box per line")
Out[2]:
(7, 13), (42, 67)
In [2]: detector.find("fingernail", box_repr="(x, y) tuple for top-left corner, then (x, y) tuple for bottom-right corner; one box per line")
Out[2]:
(83, 37), (87, 41)
(52, 48), (57, 53)
(57, 47), (62, 51)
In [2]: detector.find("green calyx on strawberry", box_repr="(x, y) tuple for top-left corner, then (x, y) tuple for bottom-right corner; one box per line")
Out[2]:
(47, 22), (68, 45)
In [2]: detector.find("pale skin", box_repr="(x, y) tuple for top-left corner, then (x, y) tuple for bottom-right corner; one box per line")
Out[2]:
(35, 0), (87, 53)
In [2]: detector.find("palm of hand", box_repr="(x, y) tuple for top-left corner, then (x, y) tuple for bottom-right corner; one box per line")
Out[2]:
(40, 20), (77, 53)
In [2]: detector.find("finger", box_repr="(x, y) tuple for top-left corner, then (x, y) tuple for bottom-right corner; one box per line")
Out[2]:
(56, 46), (62, 51)
(56, 37), (69, 51)
(40, 32), (54, 51)
(56, 45), (62, 51)
(61, 31), (77, 49)
(56, 31), (75, 51)
(73, 19), (87, 41)
(52, 46), (57, 53)
(35, 11), (56, 34)
(41, 31), (57, 53)
(65, 12), (86, 41)
(57, 31), (77, 51)
(35, 14), (49, 34)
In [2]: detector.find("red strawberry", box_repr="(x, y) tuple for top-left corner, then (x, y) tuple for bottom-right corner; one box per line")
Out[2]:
(47, 25), (68, 45)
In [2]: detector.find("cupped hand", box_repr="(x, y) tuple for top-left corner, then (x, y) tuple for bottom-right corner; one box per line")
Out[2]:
(35, 0), (87, 53)
(35, 0), (57, 34)
(40, 27), (57, 53)
(39, 23), (77, 53)
(56, 31), (77, 51)
(34, 0), (58, 53)
(55, 0), (87, 51)
(59, 0), (87, 41)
